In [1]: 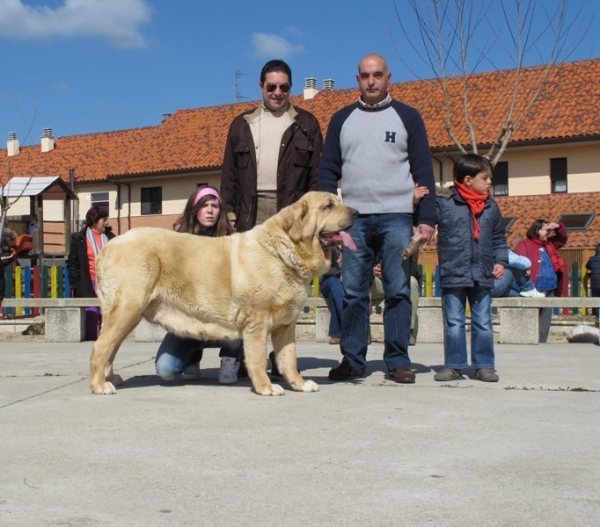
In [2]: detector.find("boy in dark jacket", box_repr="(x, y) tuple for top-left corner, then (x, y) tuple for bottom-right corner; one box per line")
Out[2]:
(435, 154), (508, 382)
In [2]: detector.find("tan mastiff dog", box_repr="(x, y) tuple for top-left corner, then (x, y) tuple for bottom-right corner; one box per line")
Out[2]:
(90, 191), (358, 396)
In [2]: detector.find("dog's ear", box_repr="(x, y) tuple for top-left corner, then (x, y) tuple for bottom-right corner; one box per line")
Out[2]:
(284, 199), (309, 242)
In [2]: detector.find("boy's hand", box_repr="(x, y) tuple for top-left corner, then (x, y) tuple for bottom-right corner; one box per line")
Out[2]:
(492, 264), (505, 280)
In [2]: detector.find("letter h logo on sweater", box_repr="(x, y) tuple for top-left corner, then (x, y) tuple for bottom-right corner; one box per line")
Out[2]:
(385, 131), (396, 143)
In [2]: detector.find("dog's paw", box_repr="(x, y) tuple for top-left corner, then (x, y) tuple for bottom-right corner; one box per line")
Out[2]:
(300, 379), (319, 392)
(255, 383), (286, 396)
(91, 382), (117, 395)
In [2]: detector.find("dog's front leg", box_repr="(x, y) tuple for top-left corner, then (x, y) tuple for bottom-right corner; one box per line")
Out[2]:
(243, 320), (284, 396)
(271, 323), (318, 393)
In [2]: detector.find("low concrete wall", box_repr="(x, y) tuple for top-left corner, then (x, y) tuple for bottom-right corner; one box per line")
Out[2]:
(4, 296), (600, 345)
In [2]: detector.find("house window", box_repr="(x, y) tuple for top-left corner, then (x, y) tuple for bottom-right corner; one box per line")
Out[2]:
(502, 216), (517, 233)
(141, 187), (162, 215)
(550, 157), (567, 193)
(90, 191), (109, 213)
(493, 161), (508, 196)
(556, 213), (596, 231)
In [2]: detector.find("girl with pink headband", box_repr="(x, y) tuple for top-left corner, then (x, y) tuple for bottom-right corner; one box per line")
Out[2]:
(155, 185), (243, 384)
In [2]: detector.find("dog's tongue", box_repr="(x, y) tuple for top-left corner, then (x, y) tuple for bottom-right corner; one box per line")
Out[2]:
(340, 231), (357, 251)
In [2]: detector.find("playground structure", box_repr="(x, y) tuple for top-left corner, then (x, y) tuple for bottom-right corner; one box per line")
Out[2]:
(1, 176), (79, 265)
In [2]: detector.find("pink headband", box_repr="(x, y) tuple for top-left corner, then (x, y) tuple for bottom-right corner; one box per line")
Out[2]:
(194, 187), (221, 206)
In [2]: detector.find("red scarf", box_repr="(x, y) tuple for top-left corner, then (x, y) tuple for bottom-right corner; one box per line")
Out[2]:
(532, 237), (564, 273)
(454, 181), (488, 240)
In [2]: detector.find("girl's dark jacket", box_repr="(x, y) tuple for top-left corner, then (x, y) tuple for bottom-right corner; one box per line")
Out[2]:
(66, 228), (115, 298)
(436, 186), (508, 289)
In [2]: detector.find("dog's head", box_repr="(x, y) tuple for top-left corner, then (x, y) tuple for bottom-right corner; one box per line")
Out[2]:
(265, 191), (358, 278)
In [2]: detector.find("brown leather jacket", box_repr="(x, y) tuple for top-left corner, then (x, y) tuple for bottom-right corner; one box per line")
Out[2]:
(220, 104), (323, 232)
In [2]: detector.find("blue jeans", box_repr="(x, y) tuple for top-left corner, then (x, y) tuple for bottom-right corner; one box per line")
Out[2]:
(155, 332), (243, 380)
(442, 286), (495, 370)
(340, 213), (413, 372)
(492, 267), (535, 298)
(320, 276), (344, 338)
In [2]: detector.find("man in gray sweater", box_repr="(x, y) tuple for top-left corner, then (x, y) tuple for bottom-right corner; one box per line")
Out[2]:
(319, 53), (436, 383)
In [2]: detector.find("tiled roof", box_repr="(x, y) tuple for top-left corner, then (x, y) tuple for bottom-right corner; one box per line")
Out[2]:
(496, 193), (600, 249)
(1, 59), (599, 248)
(107, 58), (600, 177)
(1, 59), (599, 183)
(0, 127), (155, 185)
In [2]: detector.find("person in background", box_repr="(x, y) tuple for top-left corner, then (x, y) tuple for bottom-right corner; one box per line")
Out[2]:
(154, 186), (244, 385)
(320, 243), (343, 345)
(27, 215), (39, 235)
(319, 53), (436, 384)
(585, 242), (600, 321)
(434, 154), (508, 382)
(514, 219), (568, 342)
(492, 250), (545, 298)
(67, 206), (115, 340)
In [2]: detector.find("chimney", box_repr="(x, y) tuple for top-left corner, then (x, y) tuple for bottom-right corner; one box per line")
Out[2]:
(7, 132), (19, 156)
(303, 77), (319, 100)
(162, 113), (172, 123)
(41, 128), (55, 153)
(323, 79), (335, 91)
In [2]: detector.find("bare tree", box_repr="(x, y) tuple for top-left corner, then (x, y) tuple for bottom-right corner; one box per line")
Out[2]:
(392, 0), (587, 165)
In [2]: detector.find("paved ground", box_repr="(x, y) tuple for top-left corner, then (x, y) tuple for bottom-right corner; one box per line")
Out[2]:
(1, 337), (599, 526)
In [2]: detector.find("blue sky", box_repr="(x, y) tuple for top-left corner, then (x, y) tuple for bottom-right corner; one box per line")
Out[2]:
(0, 0), (598, 143)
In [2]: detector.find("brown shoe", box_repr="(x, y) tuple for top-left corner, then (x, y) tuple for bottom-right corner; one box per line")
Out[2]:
(329, 337), (341, 345)
(388, 366), (415, 384)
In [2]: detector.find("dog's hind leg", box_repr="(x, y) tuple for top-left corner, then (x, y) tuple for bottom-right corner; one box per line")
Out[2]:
(90, 302), (144, 395)
(271, 323), (318, 393)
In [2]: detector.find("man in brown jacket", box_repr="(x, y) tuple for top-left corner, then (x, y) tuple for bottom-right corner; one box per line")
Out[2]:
(220, 59), (323, 232)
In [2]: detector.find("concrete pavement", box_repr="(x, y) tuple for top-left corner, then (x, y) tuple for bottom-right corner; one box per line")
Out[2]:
(1, 338), (599, 526)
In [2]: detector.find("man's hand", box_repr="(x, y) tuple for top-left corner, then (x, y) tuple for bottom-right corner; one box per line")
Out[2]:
(416, 224), (435, 244)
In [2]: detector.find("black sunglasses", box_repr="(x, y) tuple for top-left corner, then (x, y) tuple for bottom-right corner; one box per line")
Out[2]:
(265, 83), (290, 93)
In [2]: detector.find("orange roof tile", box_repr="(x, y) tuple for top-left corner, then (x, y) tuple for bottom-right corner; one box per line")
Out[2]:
(0, 127), (155, 186)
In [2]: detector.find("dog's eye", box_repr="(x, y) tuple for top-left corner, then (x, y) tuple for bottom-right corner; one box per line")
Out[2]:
(325, 201), (335, 209)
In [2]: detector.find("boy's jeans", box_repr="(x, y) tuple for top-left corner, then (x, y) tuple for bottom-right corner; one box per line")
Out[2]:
(442, 286), (495, 370)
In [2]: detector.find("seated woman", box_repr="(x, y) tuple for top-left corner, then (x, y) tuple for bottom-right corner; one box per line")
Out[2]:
(492, 250), (545, 298)
(320, 244), (343, 345)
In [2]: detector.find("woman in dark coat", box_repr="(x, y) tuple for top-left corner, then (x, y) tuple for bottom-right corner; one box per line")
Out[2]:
(66, 206), (115, 340)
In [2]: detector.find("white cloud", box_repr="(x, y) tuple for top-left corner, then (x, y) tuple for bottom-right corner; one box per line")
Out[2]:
(284, 26), (304, 37)
(0, 0), (152, 48)
(250, 32), (305, 59)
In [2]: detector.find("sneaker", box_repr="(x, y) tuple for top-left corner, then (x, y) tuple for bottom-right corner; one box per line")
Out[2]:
(328, 361), (364, 381)
(218, 357), (240, 385)
(475, 368), (499, 382)
(520, 288), (545, 298)
(181, 363), (201, 381)
(434, 368), (463, 381)
(387, 366), (416, 384)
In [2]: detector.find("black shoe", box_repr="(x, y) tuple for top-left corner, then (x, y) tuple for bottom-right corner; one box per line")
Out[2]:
(328, 361), (364, 381)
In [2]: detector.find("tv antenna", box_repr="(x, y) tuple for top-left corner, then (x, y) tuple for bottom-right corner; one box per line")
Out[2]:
(235, 70), (251, 102)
